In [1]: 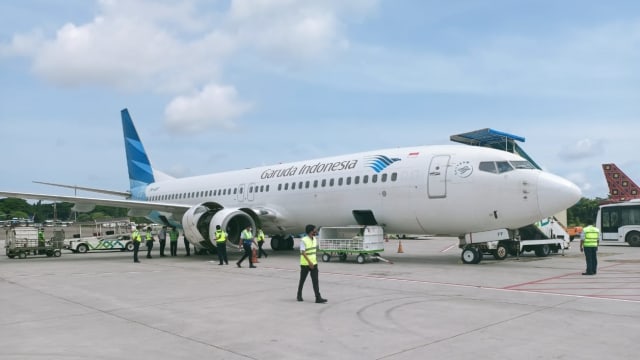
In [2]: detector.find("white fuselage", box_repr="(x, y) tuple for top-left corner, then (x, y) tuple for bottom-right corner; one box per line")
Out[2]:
(142, 145), (581, 236)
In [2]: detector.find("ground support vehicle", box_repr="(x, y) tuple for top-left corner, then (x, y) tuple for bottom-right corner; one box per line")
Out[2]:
(318, 225), (387, 264)
(459, 217), (571, 264)
(64, 219), (133, 253)
(5, 227), (64, 259)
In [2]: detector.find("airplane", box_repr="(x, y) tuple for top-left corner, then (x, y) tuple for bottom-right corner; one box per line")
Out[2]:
(602, 163), (640, 203)
(0, 109), (582, 259)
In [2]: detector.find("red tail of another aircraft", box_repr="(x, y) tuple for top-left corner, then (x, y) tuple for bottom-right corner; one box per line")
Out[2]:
(602, 163), (640, 202)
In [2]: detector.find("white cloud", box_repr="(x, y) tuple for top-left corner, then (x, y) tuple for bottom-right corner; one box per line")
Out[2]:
(2, 0), (377, 131)
(560, 138), (604, 160)
(164, 84), (252, 133)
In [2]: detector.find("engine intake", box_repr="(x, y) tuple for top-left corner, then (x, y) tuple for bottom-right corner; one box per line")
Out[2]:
(181, 203), (256, 252)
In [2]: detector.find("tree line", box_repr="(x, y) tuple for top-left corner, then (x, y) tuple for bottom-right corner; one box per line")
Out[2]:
(1, 197), (604, 227)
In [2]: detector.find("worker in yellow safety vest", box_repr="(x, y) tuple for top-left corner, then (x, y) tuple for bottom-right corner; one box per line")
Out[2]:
(236, 225), (257, 268)
(257, 227), (268, 258)
(145, 227), (154, 259)
(297, 224), (327, 303)
(214, 225), (229, 265)
(132, 226), (142, 263)
(580, 223), (600, 275)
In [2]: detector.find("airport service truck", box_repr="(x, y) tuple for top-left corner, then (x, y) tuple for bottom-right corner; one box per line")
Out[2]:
(459, 217), (571, 264)
(64, 220), (134, 253)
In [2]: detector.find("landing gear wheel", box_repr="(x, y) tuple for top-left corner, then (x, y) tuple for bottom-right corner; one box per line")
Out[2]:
(493, 244), (508, 260)
(534, 244), (551, 257)
(339, 253), (347, 262)
(322, 253), (331, 262)
(270, 235), (282, 251)
(356, 254), (366, 264)
(461, 247), (480, 264)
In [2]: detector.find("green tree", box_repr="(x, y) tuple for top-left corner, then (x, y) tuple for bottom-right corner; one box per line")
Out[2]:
(566, 197), (602, 226)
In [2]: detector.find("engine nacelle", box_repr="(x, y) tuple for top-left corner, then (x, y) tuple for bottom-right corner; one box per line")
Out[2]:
(181, 203), (256, 252)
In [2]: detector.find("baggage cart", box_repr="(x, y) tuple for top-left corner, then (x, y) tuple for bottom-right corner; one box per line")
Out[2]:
(318, 225), (387, 264)
(5, 227), (64, 259)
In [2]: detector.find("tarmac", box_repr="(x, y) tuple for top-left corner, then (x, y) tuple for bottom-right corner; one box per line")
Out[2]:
(1, 236), (639, 360)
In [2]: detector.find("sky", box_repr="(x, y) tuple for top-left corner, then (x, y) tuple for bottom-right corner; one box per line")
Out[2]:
(1, 0), (639, 200)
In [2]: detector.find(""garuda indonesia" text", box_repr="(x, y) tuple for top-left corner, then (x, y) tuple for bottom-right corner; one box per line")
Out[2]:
(261, 159), (358, 179)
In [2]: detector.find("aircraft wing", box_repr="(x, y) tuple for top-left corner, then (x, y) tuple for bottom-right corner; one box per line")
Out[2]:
(0, 191), (191, 214)
(32, 181), (131, 198)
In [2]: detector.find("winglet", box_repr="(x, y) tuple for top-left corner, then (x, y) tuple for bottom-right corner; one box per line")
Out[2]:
(121, 109), (155, 197)
(602, 163), (640, 202)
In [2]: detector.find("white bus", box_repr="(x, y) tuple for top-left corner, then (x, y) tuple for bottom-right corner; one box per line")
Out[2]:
(596, 199), (640, 247)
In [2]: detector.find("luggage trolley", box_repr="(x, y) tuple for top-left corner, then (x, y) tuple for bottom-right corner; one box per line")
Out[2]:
(318, 225), (388, 264)
(5, 227), (64, 259)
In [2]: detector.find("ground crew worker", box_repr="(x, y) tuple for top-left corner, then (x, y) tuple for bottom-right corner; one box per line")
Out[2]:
(169, 226), (179, 256)
(145, 227), (154, 259)
(214, 225), (229, 265)
(297, 224), (327, 303)
(236, 225), (257, 268)
(132, 226), (142, 263)
(257, 227), (268, 258)
(157, 225), (167, 257)
(183, 234), (191, 256)
(37, 228), (45, 255)
(581, 222), (600, 275)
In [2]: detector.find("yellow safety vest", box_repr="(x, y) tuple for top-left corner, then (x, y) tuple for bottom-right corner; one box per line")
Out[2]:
(242, 229), (252, 242)
(215, 230), (227, 243)
(146, 231), (153, 241)
(257, 229), (265, 242)
(583, 225), (599, 247)
(132, 230), (142, 243)
(300, 235), (317, 266)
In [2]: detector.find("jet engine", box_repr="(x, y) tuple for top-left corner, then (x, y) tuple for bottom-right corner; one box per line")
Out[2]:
(181, 202), (256, 253)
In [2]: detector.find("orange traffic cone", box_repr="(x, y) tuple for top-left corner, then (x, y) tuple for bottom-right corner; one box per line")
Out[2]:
(251, 248), (259, 263)
(397, 240), (404, 253)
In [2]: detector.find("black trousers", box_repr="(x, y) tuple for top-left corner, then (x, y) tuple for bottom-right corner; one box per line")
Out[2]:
(146, 240), (154, 258)
(133, 241), (140, 262)
(183, 238), (191, 256)
(237, 242), (253, 265)
(297, 264), (321, 299)
(584, 247), (598, 274)
(158, 239), (166, 256)
(170, 241), (178, 256)
(217, 242), (228, 264)
(258, 240), (268, 258)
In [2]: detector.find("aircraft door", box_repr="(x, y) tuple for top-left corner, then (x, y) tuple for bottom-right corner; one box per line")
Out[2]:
(428, 155), (450, 198)
(248, 182), (255, 201)
(237, 184), (246, 202)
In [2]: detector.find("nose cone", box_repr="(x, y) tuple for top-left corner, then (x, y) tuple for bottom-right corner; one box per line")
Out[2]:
(537, 172), (582, 217)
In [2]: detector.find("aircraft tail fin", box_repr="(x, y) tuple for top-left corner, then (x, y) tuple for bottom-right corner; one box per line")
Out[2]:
(121, 109), (155, 194)
(602, 163), (640, 202)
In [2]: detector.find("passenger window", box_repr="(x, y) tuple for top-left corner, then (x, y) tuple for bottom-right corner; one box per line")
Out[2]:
(372, 174), (378, 183)
(233, 188), (237, 194)
(321, 179), (326, 187)
(363, 175), (369, 184)
(381, 173), (387, 182)
(278, 184), (282, 191)
(346, 177), (351, 185)
(292, 182), (296, 190)
(329, 179), (334, 186)
(284, 183), (289, 190)
(313, 180), (318, 188)
(266, 185), (270, 192)
(355, 176), (360, 184)
(338, 178), (343, 186)
(391, 173), (397, 181)
(299, 181), (303, 189)
(249, 187), (253, 193)
(305, 181), (310, 189)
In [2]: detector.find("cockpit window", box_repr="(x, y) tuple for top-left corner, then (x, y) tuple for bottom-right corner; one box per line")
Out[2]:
(479, 161), (497, 173)
(496, 161), (514, 173)
(510, 160), (536, 169)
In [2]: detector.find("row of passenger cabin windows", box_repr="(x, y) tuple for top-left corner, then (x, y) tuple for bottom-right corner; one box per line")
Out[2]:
(277, 172), (398, 191)
(147, 172), (399, 201)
